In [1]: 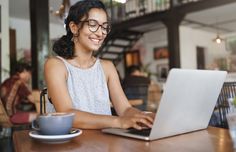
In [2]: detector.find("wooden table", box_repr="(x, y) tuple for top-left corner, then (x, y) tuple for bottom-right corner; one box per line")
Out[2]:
(13, 127), (234, 152)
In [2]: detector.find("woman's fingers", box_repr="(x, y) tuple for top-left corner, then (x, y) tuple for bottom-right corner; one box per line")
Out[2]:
(120, 112), (156, 129)
(140, 118), (153, 128)
(143, 111), (156, 119)
(132, 123), (142, 130)
(130, 117), (152, 129)
(134, 112), (154, 124)
(135, 117), (153, 128)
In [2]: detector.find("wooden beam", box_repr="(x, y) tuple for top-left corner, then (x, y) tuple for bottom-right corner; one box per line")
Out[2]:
(162, 14), (185, 69)
(176, 0), (236, 14)
(112, 0), (236, 31)
(30, 0), (49, 89)
(107, 44), (130, 48)
(105, 51), (122, 55)
(183, 19), (233, 33)
(112, 11), (167, 30)
(113, 36), (137, 41)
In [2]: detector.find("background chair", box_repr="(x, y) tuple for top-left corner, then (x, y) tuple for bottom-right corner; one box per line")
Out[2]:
(123, 84), (149, 111)
(40, 88), (52, 115)
(41, 87), (134, 116)
(0, 99), (12, 129)
(40, 88), (47, 114)
(147, 83), (163, 112)
(0, 99), (30, 138)
(210, 82), (236, 128)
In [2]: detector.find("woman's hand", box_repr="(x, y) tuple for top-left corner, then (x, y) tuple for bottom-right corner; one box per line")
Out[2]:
(117, 111), (155, 130)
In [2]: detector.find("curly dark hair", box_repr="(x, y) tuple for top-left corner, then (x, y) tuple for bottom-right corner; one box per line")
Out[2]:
(127, 65), (141, 75)
(14, 62), (32, 74)
(53, 0), (108, 59)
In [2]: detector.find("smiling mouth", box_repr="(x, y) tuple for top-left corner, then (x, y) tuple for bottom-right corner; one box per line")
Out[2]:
(90, 38), (102, 45)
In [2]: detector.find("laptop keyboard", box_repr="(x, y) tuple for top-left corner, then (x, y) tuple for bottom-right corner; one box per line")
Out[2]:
(127, 128), (151, 136)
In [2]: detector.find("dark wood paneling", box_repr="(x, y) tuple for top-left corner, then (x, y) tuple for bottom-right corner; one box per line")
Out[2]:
(197, 46), (205, 69)
(10, 29), (16, 75)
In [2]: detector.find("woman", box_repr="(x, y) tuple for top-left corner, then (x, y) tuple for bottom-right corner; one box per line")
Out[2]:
(44, 0), (154, 130)
(0, 63), (38, 124)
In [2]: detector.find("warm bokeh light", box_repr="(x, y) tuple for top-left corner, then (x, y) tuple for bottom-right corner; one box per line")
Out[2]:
(213, 35), (224, 44)
(216, 38), (222, 44)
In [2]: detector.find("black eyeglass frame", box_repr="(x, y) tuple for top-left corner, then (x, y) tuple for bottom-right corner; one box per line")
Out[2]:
(80, 19), (111, 35)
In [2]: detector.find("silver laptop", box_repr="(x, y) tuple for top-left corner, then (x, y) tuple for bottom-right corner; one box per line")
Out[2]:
(102, 68), (227, 140)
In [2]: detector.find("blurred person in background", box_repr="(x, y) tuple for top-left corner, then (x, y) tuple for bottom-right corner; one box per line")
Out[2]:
(122, 65), (150, 88)
(0, 63), (38, 124)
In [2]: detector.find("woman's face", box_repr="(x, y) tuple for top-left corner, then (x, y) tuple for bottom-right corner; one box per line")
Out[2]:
(19, 70), (31, 83)
(76, 8), (109, 52)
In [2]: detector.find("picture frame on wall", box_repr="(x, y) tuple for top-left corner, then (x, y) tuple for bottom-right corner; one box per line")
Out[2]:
(153, 46), (169, 60)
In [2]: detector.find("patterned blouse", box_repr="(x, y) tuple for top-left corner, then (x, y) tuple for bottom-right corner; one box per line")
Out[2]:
(0, 75), (31, 116)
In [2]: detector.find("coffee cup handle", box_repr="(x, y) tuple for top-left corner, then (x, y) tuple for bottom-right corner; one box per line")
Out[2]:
(31, 120), (40, 131)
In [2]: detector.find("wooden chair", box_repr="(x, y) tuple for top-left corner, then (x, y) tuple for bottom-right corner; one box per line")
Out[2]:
(40, 87), (53, 114)
(147, 82), (162, 112)
(40, 88), (47, 114)
(0, 99), (12, 128)
(40, 88), (140, 116)
(41, 88), (123, 116)
(0, 99), (30, 138)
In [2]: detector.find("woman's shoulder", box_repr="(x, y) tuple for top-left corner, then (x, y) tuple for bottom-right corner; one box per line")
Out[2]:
(44, 56), (67, 73)
(99, 59), (117, 76)
(99, 59), (114, 68)
(45, 56), (64, 66)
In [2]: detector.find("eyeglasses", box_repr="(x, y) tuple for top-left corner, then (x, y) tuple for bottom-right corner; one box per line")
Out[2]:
(80, 19), (111, 35)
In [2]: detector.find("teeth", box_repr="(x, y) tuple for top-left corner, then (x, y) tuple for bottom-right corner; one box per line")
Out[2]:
(91, 38), (99, 43)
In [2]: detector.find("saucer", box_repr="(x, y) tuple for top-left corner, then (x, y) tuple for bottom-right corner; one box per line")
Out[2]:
(29, 129), (82, 143)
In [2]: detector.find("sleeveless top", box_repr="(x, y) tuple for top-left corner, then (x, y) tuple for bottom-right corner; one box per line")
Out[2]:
(46, 56), (111, 115)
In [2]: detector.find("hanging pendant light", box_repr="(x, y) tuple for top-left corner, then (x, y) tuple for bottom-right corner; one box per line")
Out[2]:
(213, 34), (224, 44)
(51, 0), (71, 20)
(212, 18), (224, 44)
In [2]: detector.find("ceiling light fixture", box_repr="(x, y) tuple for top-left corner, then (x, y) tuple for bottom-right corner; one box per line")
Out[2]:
(213, 34), (224, 44)
(212, 18), (224, 44)
(51, 0), (70, 20)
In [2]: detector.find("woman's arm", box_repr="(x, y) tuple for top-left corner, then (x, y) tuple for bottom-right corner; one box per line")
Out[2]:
(101, 60), (154, 129)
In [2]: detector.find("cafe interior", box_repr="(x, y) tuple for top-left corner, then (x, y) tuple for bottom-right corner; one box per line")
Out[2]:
(1, 0), (236, 151)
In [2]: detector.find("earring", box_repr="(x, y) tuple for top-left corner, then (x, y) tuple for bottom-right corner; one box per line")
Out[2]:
(74, 33), (79, 37)
(71, 33), (79, 42)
